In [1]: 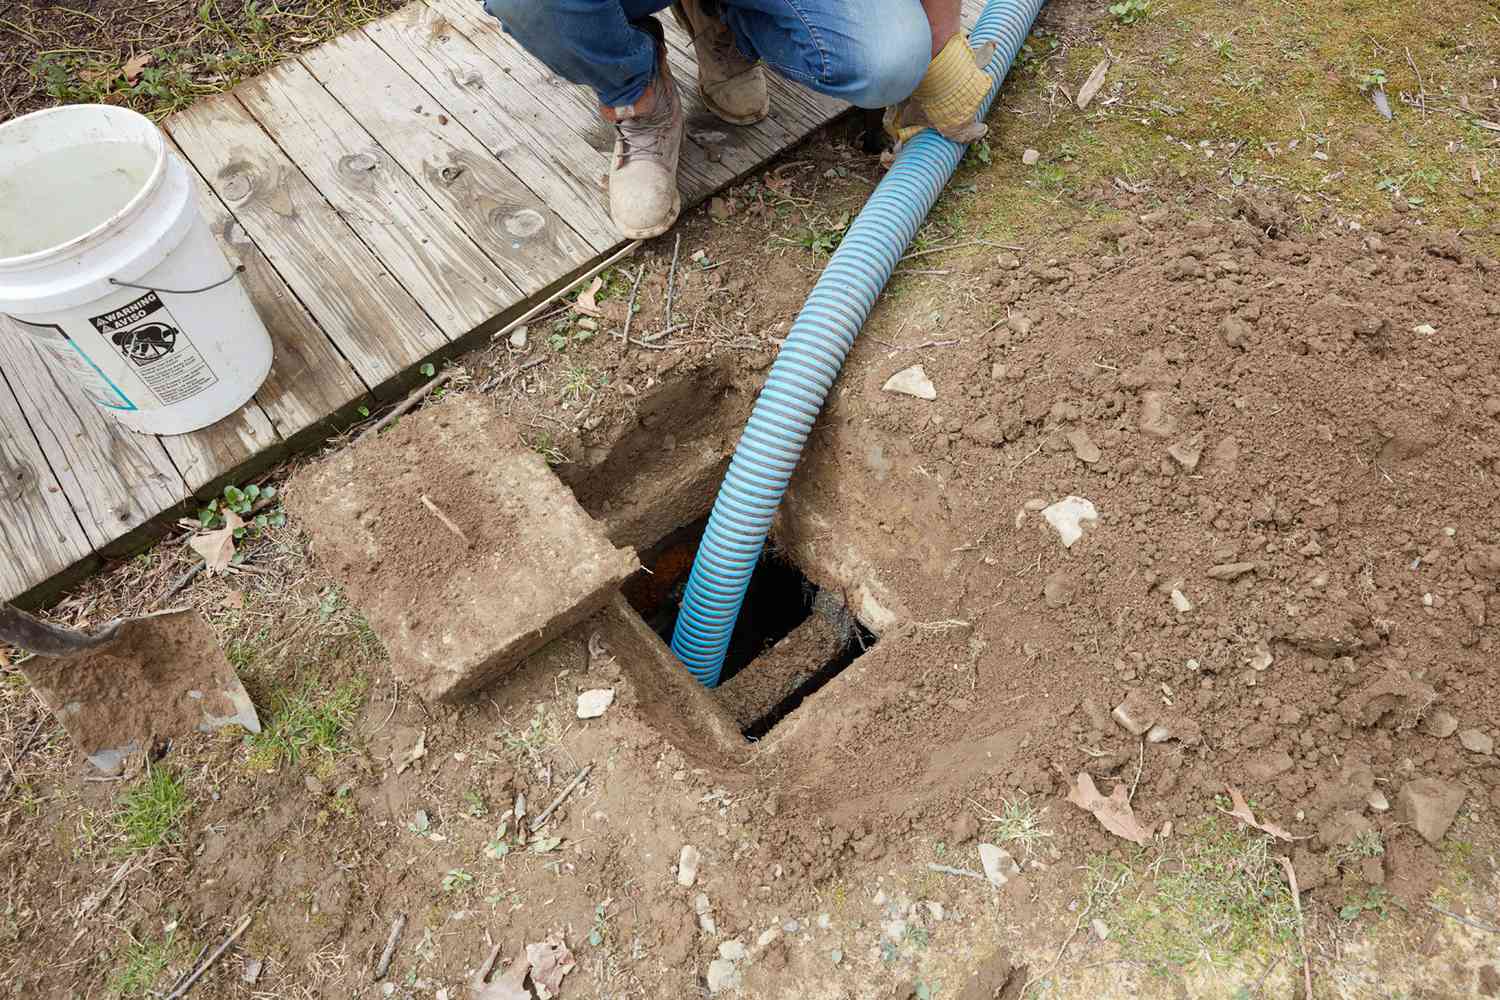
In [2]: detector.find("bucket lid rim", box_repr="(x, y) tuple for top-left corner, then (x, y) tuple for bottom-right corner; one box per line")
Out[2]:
(0, 104), (168, 269)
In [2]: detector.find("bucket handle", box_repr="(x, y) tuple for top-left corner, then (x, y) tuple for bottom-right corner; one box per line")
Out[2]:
(109, 264), (245, 297)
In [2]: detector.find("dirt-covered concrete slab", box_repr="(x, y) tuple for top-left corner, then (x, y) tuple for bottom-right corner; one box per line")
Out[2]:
(288, 395), (638, 702)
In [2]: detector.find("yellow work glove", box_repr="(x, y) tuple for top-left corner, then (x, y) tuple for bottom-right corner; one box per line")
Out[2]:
(883, 33), (996, 146)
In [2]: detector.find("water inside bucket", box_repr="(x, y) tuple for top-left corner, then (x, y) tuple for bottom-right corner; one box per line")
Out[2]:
(0, 140), (157, 259)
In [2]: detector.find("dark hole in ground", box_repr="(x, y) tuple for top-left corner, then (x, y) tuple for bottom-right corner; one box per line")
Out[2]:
(623, 518), (876, 736)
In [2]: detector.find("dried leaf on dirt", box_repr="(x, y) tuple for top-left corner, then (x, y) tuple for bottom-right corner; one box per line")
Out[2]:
(471, 945), (530, 1000)
(189, 510), (242, 574)
(573, 276), (604, 317)
(525, 935), (576, 1000)
(1221, 784), (1296, 841)
(122, 52), (155, 83)
(1076, 58), (1110, 110)
(1066, 772), (1151, 845)
(394, 727), (427, 774)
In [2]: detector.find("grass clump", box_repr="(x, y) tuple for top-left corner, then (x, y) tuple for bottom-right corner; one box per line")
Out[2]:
(1092, 819), (1298, 980)
(110, 929), (177, 997)
(248, 677), (365, 771)
(112, 767), (190, 855)
(983, 795), (1053, 858)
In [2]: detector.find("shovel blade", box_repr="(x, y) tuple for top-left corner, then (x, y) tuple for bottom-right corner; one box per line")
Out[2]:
(18, 611), (261, 774)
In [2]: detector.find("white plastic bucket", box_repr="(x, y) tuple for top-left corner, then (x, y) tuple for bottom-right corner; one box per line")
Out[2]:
(0, 104), (272, 435)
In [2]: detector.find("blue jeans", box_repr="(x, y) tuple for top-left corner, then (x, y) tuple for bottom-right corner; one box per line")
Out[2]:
(481, 0), (930, 110)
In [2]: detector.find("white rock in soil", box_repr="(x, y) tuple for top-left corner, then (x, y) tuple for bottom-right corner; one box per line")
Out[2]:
(756, 926), (781, 950)
(1246, 642), (1274, 672)
(677, 844), (702, 887)
(1041, 496), (1098, 549)
(925, 901), (945, 922)
(718, 940), (747, 962)
(1459, 729), (1494, 755)
(1112, 689), (1157, 736)
(694, 893), (716, 935)
(1022, 148), (1041, 165)
(576, 688), (615, 719)
(1422, 710), (1459, 738)
(1170, 588), (1193, 613)
(830, 948), (844, 965)
(1146, 723), (1173, 744)
(882, 918), (908, 942)
(706, 958), (741, 994)
(1091, 918), (1111, 941)
(817, 913), (832, 931)
(978, 843), (1020, 888)
(1367, 789), (1390, 812)
(508, 325), (528, 349)
(882, 364), (937, 400)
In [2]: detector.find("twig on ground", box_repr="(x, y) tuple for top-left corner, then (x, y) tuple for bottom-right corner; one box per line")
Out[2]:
(664, 232), (682, 332)
(418, 495), (470, 546)
(1405, 47), (1427, 118)
(1276, 856), (1313, 999)
(1128, 740), (1144, 802)
(159, 563), (204, 605)
(493, 239), (643, 348)
(530, 762), (594, 833)
(927, 863), (987, 880)
(620, 264), (645, 355)
(1427, 903), (1499, 934)
(373, 913), (406, 981)
(900, 239), (1022, 261)
(165, 913), (252, 999)
(356, 369), (454, 444)
(1022, 911), (1087, 996)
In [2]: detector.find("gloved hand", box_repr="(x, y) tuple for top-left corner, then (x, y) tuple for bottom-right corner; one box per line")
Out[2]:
(883, 33), (997, 146)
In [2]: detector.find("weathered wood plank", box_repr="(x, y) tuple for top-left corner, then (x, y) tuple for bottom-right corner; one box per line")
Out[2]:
(236, 62), (522, 341)
(0, 364), (93, 604)
(156, 401), (277, 494)
(169, 136), (370, 444)
(361, 5), (619, 250)
(301, 33), (597, 295)
(167, 93), (449, 393)
(0, 328), (185, 552)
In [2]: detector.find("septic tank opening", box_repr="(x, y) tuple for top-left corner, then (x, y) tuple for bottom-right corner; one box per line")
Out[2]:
(623, 518), (877, 736)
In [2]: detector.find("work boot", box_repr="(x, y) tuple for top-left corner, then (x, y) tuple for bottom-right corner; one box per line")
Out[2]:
(602, 55), (685, 239)
(671, 0), (769, 125)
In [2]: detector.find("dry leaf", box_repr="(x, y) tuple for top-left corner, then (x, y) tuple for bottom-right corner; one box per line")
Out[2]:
(188, 509), (242, 574)
(1076, 58), (1110, 110)
(1066, 772), (1151, 845)
(1222, 784), (1295, 841)
(122, 52), (154, 84)
(470, 944), (530, 1000)
(525, 934), (576, 1000)
(573, 276), (604, 317)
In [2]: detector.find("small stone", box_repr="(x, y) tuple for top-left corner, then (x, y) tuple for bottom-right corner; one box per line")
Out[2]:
(882, 918), (908, 941)
(1459, 729), (1494, 755)
(1246, 642), (1274, 671)
(694, 893), (716, 935)
(576, 688), (615, 719)
(817, 913), (832, 931)
(383, 984), (396, 997)
(756, 927), (781, 949)
(1367, 790), (1390, 813)
(1412, 323), (1437, 335)
(996, 253), (1021, 269)
(706, 959), (741, 994)
(1112, 689), (1157, 736)
(1041, 496), (1098, 549)
(242, 957), (263, 985)
(1022, 148), (1041, 165)
(304, 774), (325, 796)
(508, 325), (528, 349)
(990, 362), (1008, 380)
(1066, 428), (1101, 463)
(830, 948), (843, 965)
(1138, 390), (1178, 439)
(949, 812), (979, 844)
(1170, 589), (1192, 613)
(1042, 569), (1078, 608)
(1206, 561), (1258, 581)
(1007, 314), (1034, 337)
(883, 365), (937, 400)
(1168, 434), (1204, 471)
(978, 843), (1019, 888)
(576, 317), (598, 331)
(677, 845), (702, 887)
(1396, 778), (1466, 845)
(782, 919), (801, 934)
(924, 901), (945, 922)
(718, 940), (747, 962)
(1146, 723), (1173, 743)
(1091, 918), (1110, 941)
(1423, 710), (1459, 738)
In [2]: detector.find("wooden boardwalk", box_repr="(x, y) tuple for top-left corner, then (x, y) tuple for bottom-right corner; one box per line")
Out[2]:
(0, 0), (848, 606)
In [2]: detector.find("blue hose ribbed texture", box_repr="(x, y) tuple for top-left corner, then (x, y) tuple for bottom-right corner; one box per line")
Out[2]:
(670, 0), (1045, 686)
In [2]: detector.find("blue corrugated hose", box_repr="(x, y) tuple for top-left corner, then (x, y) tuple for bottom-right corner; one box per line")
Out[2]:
(670, 0), (1045, 687)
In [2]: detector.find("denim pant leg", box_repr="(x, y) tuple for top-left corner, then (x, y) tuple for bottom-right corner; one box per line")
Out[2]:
(720, 0), (930, 108)
(482, 0), (674, 107)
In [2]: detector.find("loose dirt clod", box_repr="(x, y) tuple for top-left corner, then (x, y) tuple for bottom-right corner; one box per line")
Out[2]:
(1396, 778), (1466, 845)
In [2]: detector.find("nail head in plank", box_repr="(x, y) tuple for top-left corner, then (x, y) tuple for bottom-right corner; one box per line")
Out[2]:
(362, 5), (617, 247)
(299, 33), (596, 291)
(0, 327), (185, 552)
(167, 93), (449, 392)
(0, 365), (94, 604)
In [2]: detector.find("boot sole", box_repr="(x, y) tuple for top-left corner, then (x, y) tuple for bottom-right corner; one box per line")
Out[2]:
(617, 190), (684, 240)
(702, 87), (770, 127)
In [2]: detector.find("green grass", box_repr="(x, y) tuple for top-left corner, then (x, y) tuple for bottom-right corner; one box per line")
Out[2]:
(110, 930), (178, 997)
(247, 677), (365, 771)
(112, 767), (190, 856)
(1090, 819), (1299, 981)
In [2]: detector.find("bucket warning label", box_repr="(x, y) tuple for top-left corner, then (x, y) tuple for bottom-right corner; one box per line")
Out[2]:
(6, 316), (137, 411)
(90, 290), (218, 406)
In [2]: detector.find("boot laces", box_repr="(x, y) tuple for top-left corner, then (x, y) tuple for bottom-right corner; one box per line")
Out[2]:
(615, 99), (673, 168)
